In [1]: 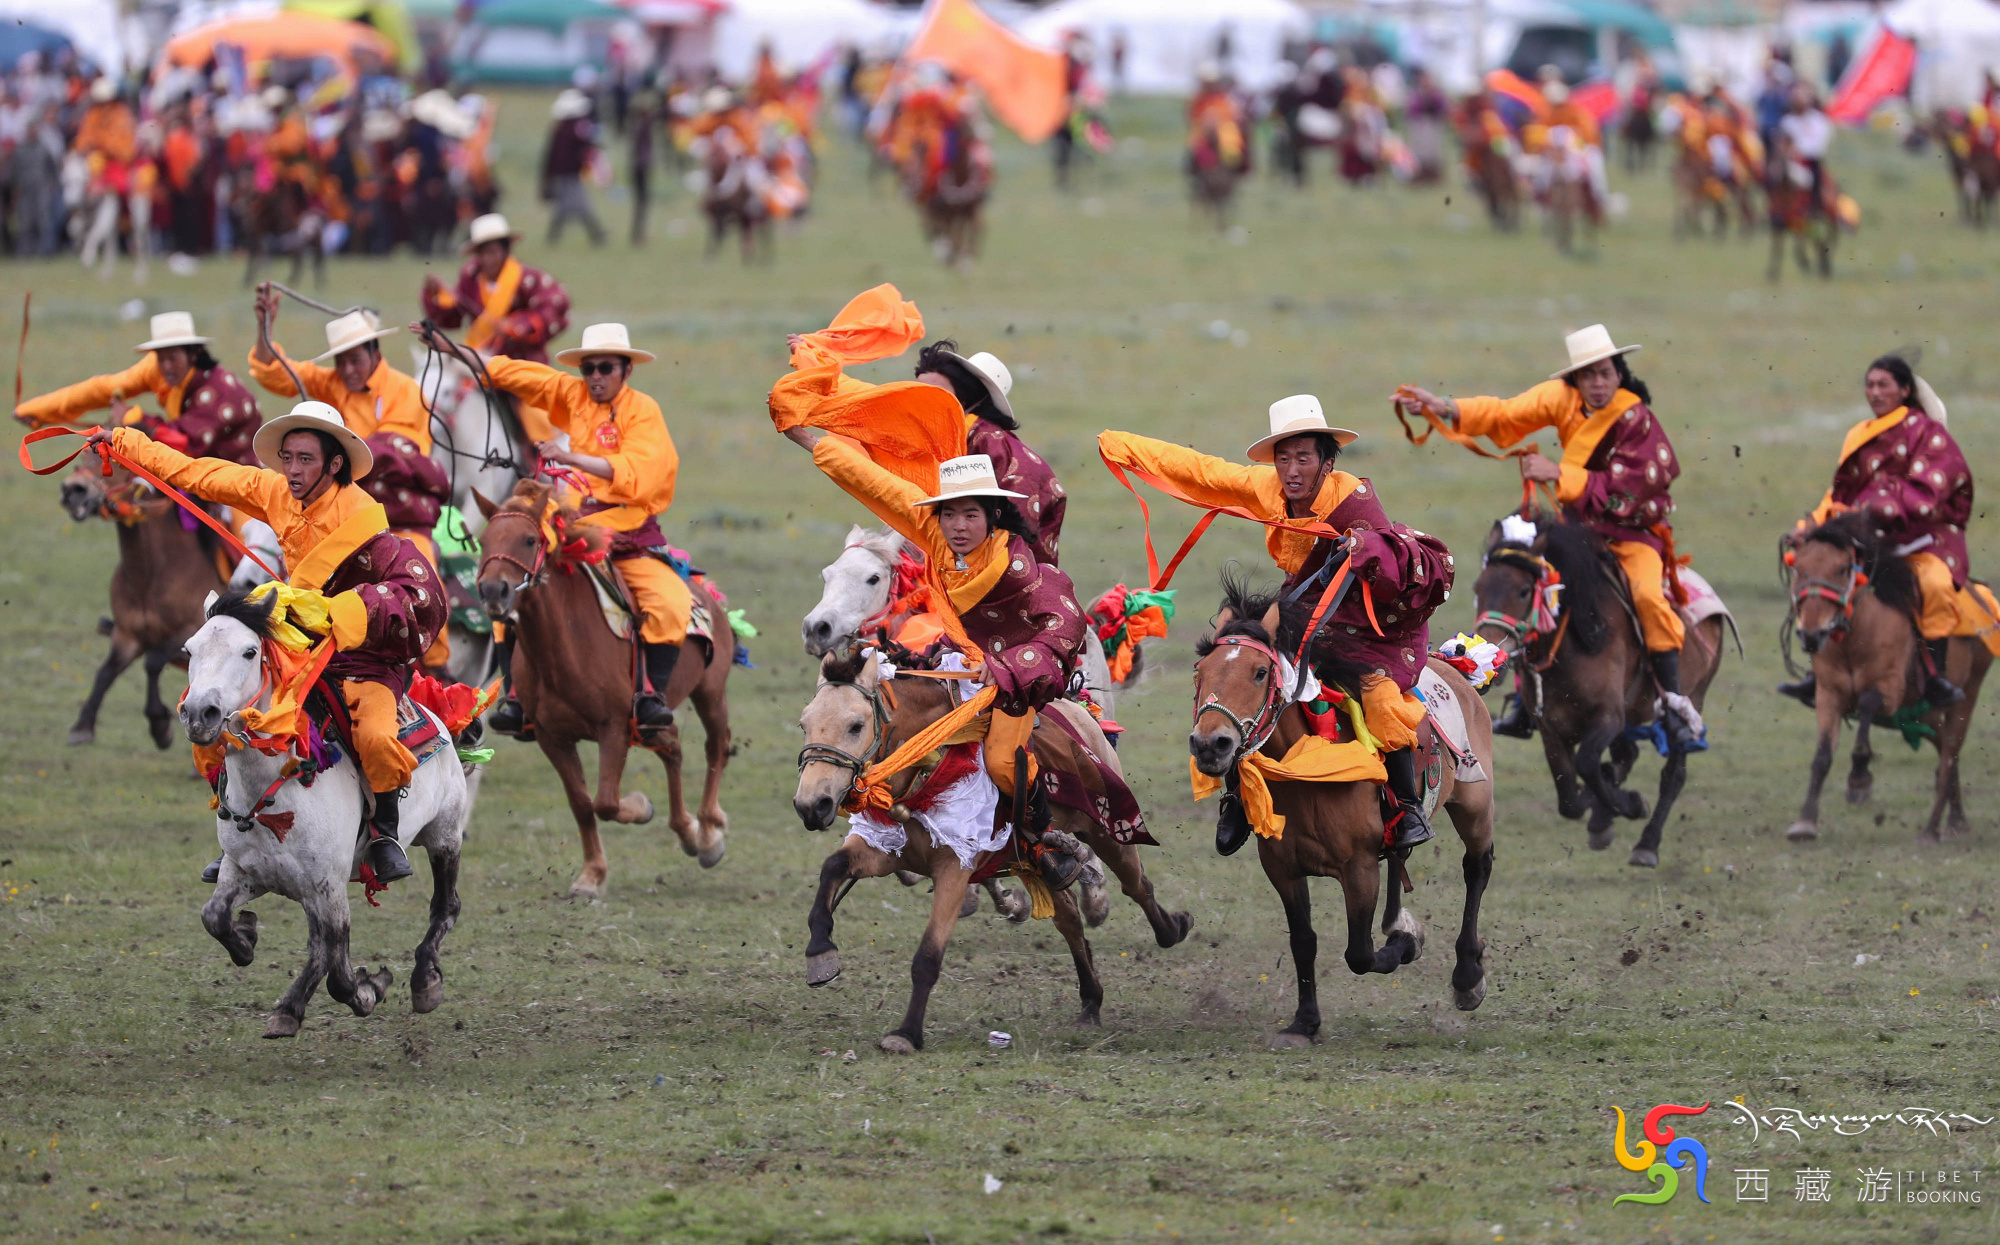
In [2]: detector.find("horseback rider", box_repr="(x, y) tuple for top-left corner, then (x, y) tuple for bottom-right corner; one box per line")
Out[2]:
(83, 402), (448, 888)
(1778, 356), (1974, 709)
(913, 341), (1066, 564)
(416, 320), (686, 736)
(15, 312), (262, 466)
(783, 427), (1089, 890)
(419, 212), (574, 444)
(1099, 396), (1454, 855)
(1397, 324), (1705, 749)
(248, 290), (451, 665)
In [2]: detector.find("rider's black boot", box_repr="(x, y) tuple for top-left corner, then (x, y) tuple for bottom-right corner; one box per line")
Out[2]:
(634, 642), (679, 728)
(1649, 650), (1705, 750)
(487, 634), (530, 738)
(1382, 747), (1435, 852)
(1491, 691), (1535, 738)
(1215, 774), (1254, 856)
(365, 789), (414, 884)
(201, 855), (223, 884)
(1924, 638), (1967, 705)
(1776, 672), (1818, 707)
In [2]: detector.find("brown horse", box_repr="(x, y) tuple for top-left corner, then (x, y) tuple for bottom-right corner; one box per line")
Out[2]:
(700, 140), (773, 263)
(1187, 122), (1245, 230)
(1471, 514), (1725, 867)
(235, 178), (325, 289)
(58, 461), (224, 748)
(1783, 512), (1991, 843)
(1188, 579), (1497, 1045)
(473, 481), (732, 897)
(1929, 109), (2000, 226)
(1765, 137), (1835, 281)
(794, 647), (1193, 1054)
(917, 119), (988, 268)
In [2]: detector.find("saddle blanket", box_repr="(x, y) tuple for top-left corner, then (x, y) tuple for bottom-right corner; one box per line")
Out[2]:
(1414, 666), (1489, 785)
(586, 557), (715, 647)
(1674, 567), (1733, 630)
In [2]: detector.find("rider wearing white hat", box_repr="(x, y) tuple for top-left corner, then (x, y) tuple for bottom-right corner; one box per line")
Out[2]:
(421, 211), (574, 442)
(1099, 396), (1455, 855)
(914, 340), (1068, 565)
(87, 401), (451, 888)
(15, 312), (264, 466)
(1397, 325), (1704, 749)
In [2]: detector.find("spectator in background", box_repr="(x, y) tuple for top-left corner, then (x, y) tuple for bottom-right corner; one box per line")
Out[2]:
(629, 85), (657, 245)
(541, 87), (605, 246)
(12, 102), (63, 255)
(1405, 66), (1448, 184)
(1756, 57), (1795, 160)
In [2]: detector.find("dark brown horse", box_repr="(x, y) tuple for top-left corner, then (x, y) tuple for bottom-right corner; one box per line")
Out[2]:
(1188, 579), (1496, 1046)
(58, 461), (224, 747)
(700, 141), (772, 263)
(474, 481), (733, 897)
(1471, 514), (1725, 867)
(794, 647), (1192, 1054)
(1783, 512), (1991, 843)
(1929, 109), (2000, 226)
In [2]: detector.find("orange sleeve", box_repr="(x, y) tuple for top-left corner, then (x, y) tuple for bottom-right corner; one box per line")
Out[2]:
(15, 356), (162, 427)
(485, 357), (583, 433)
(812, 433), (945, 563)
(247, 346), (338, 403)
(1096, 430), (1273, 514)
(109, 427), (285, 523)
(368, 371), (434, 453)
(1454, 380), (1576, 449)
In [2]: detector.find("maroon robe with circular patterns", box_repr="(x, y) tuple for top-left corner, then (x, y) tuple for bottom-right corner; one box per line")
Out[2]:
(966, 418), (1067, 566)
(1818, 406), (1974, 586)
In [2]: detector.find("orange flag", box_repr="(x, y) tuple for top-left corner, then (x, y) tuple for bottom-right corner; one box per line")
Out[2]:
(903, 0), (1068, 144)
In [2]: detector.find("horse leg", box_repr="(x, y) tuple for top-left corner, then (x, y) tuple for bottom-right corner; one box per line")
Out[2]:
(805, 836), (900, 985)
(1846, 688), (1881, 805)
(1924, 691), (1975, 842)
(983, 878), (1030, 923)
(1575, 721), (1643, 848)
(1603, 734), (1639, 789)
(882, 861), (972, 1054)
(689, 681), (731, 868)
(1628, 749), (1687, 869)
(649, 722), (700, 859)
(1268, 873), (1323, 1045)
(1541, 726), (1590, 821)
(262, 901), (329, 1039)
(200, 863), (262, 967)
(1789, 684), (1843, 841)
(410, 842), (461, 1014)
(68, 633), (141, 745)
(1446, 794), (1495, 1010)
(321, 888), (393, 1024)
(1091, 837), (1193, 948)
(141, 646), (175, 750)
(1048, 887), (1104, 1026)
(540, 736), (609, 898)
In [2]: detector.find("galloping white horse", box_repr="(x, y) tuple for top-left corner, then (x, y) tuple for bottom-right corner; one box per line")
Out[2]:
(184, 591), (472, 1038)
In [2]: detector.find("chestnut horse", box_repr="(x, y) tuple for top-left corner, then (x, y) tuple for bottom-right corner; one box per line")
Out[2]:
(58, 461), (224, 747)
(473, 481), (732, 897)
(1471, 514), (1725, 868)
(1188, 579), (1496, 1046)
(794, 647), (1193, 1054)
(1783, 512), (1991, 843)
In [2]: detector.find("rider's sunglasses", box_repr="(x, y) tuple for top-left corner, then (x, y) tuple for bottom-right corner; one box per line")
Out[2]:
(579, 361), (623, 378)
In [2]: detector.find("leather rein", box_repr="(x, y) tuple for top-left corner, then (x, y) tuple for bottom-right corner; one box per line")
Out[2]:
(796, 676), (895, 804)
(1193, 633), (1287, 762)
(477, 508), (550, 598)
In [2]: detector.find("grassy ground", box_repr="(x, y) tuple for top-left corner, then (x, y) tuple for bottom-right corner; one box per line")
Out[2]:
(5, 92), (2000, 1244)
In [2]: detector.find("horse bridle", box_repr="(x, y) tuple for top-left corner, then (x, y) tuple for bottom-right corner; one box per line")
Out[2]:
(1789, 553), (1866, 649)
(478, 508), (550, 598)
(796, 676), (895, 807)
(1193, 634), (1287, 762)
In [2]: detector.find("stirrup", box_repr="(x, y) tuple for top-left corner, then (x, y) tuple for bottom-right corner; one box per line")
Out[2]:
(1383, 803), (1435, 855)
(1031, 841), (1084, 891)
(366, 832), (413, 884)
(488, 696), (531, 738)
(1491, 693), (1535, 739)
(1924, 675), (1966, 706)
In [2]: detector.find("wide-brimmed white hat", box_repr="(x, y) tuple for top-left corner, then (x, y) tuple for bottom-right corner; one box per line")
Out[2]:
(89, 77), (117, 103)
(555, 322), (655, 367)
(1551, 324), (1641, 379)
(410, 88), (474, 139)
(1245, 394), (1358, 463)
(310, 309), (399, 363)
(461, 212), (520, 252)
(134, 311), (211, 353)
(252, 400), (373, 480)
(551, 88), (592, 120)
(937, 348), (1013, 420)
(917, 454), (1027, 506)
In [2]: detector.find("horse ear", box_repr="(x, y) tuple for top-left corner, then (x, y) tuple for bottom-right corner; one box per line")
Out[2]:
(472, 488), (498, 520)
(1260, 602), (1282, 637)
(202, 590), (220, 615)
(1214, 606), (1236, 630)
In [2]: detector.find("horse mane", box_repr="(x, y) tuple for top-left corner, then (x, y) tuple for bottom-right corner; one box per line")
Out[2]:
(1196, 566), (1374, 693)
(206, 587), (278, 640)
(499, 478), (554, 516)
(819, 647), (873, 684)
(1484, 507), (1559, 577)
(1802, 510), (1922, 617)
(844, 524), (905, 568)
(1535, 521), (1615, 656)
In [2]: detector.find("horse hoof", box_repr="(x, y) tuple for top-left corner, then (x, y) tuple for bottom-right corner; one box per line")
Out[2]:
(696, 835), (726, 870)
(1845, 783), (1872, 806)
(1628, 847), (1659, 869)
(149, 715), (174, 751)
(1076, 1007), (1102, 1027)
(1159, 911), (1195, 949)
(1454, 977), (1489, 1011)
(1269, 1031), (1316, 1049)
(805, 950), (841, 987)
(1080, 881), (1110, 928)
(66, 727), (94, 746)
(1392, 908), (1424, 964)
(992, 887), (1032, 923)
(569, 875), (604, 900)
(230, 910), (259, 965)
(411, 973), (444, 1015)
(1587, 826), (1615, 851)
(878, 1033), (917, 1055)
(1615, 792), (1650, 820)
(1917, 827), (1942, 846)
(620, 791), (656, 826)
(958, 888), (980, 918)
(1785, 821), (1819, 843)
(263, 1012), (301, 1039)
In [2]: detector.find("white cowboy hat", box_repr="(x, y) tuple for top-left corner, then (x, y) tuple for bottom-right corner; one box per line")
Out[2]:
(551, 88), (592, 121)
(89, 77), (117, 103)
(252, 400), (373, 480)
(1245, 394), (1358, 463)
(555, 322), (656, 367)
(916, 454), (1027, 506)
(1551, 324), (1641, 379)
(134, 311), (211, 353)
(1543, 81), (1570, 105)
(310, 309), (399, 363)
(461, 212), (521, 251)
(411, 89), (474, 139)
(936, 349), (1013, 420)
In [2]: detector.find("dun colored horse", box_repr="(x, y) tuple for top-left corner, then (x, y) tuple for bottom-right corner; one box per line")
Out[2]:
(474, 481), (732, 897)
(59, 461), (224, 747)
(1473, 514), (1724, 867)
(1188, 580), (1497, 1045)
(1783, 512), (1991, 843)
(794, 647), (1193, 1054)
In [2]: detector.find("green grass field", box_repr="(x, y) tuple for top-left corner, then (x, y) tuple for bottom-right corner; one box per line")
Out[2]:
(5, 92), (2000, 1244)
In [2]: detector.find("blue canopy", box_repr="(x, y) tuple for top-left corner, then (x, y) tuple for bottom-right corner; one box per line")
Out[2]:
(0, 20), (80, 68)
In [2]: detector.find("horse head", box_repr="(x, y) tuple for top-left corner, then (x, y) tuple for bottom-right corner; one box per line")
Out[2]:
(472, 480), (554, 618)
(1788, 511), (1915, 656)
(803, 525), (905, 656)
(1472, 512), (1553, 660)
(181, 590), (275, 747)
(794, 646), (891, 831)
(1189, 593), (1285, 779)
(59, 460), (113, 522)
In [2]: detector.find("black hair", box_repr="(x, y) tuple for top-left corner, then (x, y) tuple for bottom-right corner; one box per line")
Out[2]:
(1272, 430), (1343, 466)
(1563, 353), (1652, 406)
(279, 428), (354, 486)
(1802, 510), (1921, 617)
(1866, 354), (1920, 413)
(915, 338), (1018, 430)
(1535, 521), (1615, 655)
(1194, 566), (1375, 694)
(932, 493), (1033, 542)
(188, 345), (219, 372)
(205, 587), (278, 639)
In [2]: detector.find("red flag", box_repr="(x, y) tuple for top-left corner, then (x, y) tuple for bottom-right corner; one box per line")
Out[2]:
(1828, 28), (1916, 125)
(903, 0), (1068, 143)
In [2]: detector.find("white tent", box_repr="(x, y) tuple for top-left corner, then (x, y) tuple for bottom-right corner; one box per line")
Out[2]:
(1017, 0), (1310, 94)
(708, 0), (910, 82)
(1881, 0), (2000, 109)
(0, 0), (126, 74)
